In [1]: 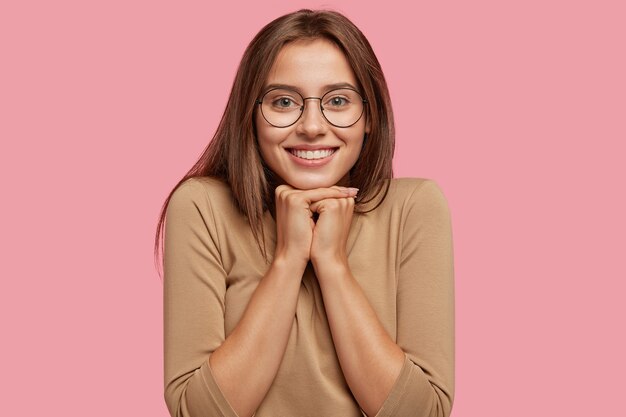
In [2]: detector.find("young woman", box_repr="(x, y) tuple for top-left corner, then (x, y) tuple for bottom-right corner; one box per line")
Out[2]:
(155, 9), (455, 417)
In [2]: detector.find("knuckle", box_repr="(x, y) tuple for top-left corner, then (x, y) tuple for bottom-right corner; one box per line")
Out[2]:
(275, 185), (286, 196)
(326, 199), (341, 209)
(285, 192), (300, 204)
(275, 184), (293, 193)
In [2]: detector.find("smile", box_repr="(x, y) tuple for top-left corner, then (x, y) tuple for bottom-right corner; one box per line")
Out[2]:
(287, 148), (338, 160)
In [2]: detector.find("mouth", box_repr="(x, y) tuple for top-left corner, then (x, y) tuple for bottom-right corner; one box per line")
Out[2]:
(286, 147), (339, 161)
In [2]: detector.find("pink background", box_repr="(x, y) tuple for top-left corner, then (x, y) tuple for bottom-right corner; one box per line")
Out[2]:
(1, 0), (624, 415)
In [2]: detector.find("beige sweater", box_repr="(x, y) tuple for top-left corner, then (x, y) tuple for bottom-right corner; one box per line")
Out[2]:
(163, 176), (455, 417)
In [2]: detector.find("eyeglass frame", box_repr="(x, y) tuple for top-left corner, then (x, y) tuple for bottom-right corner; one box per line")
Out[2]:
(255, 87), (369, 128)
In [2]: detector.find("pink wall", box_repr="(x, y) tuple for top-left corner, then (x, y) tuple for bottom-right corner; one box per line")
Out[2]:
(2, 0), (624, 415)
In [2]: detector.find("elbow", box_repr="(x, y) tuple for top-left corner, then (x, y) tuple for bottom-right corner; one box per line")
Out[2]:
(164, 382), (185, 417)
(428, 383), (454, 417)
(164, 362), (238, 417)
(163, 377), (200, 417)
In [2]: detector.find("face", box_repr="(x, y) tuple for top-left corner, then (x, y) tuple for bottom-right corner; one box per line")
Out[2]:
(255, 38), (370, 190)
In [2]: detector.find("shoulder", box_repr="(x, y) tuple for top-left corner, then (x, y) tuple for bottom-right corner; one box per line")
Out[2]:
(168, 176), (237, 215)
(388, 179), (453, 255)
(361, 177), (451, 226)
(384, 178), (450, 213)
(175, 176), (231, 195)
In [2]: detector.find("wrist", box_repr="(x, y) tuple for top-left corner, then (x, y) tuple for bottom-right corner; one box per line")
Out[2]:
(311, 255), (350, 278)
(310, 247), (346, 265)
(271, 253), (308, 275)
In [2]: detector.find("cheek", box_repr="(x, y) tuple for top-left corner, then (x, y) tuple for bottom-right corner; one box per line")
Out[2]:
(257, 128), (283, 151)
(255, 123), (288, 167)
(345, 132), (365, 165)
(254, 114), (272, 150)
(345, 129), (365, 151)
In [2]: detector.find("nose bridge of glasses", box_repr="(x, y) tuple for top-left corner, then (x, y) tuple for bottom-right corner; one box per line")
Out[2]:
(301, 96), (323, 108)
(300, 96), (325, 119)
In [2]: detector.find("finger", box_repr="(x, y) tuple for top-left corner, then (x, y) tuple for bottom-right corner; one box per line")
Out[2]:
(275, 184), (295, 197)
(330, 185), (359, 195)
(310, 196), (355, 213)
(296, 187), (358, 204)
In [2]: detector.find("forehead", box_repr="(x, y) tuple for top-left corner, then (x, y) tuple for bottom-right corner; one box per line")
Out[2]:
(264, 38), (358, 93)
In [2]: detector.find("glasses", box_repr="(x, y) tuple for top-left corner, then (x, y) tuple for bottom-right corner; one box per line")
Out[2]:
(256, 87), (368, 128)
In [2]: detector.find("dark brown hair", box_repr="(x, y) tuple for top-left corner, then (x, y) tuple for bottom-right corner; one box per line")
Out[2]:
(154, 9), (395, 277)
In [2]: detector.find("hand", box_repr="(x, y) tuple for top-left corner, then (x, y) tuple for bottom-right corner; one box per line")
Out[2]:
(309, 186), (357, 268)
(273, 185), (357, 269)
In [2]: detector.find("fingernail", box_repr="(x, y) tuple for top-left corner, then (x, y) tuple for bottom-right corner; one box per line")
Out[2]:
(348, 187), (359, 193)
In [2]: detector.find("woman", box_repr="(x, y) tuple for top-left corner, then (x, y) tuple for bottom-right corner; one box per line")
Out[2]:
(155, 9), (454, 417)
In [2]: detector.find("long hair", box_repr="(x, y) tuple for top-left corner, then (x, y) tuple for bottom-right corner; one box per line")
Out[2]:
(154, 9), (395, 277)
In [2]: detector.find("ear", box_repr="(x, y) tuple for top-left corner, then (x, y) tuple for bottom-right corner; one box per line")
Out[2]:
(364, 113), (371, 134)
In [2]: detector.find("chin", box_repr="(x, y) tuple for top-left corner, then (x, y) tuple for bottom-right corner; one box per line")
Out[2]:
(284, 176), (340, 190)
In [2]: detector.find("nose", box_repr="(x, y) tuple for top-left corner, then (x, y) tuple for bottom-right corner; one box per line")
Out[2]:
(296, 98), (327, 138)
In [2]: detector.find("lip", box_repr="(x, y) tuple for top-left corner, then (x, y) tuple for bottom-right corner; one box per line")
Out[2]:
(285, 147), (338, 167)
(285, 145), (339, 151)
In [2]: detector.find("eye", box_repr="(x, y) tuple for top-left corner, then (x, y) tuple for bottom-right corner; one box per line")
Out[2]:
(271, 97), (299, 109)
(262, 88), (303, 112)
(325, 95), (350, 107)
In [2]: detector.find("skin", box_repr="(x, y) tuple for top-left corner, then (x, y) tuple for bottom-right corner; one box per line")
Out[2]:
(209, 39), (405, 417)
(255, 38), (369, 191)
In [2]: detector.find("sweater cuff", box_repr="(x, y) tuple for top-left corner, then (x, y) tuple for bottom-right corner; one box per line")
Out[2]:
(372, 353), (434, 417)
(190, 355), (240, 417)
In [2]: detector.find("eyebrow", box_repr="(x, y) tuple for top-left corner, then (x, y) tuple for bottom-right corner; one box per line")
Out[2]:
(262, 82), (359, 94)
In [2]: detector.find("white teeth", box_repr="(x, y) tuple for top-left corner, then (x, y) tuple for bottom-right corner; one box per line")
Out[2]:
(290, 148), (336, 160)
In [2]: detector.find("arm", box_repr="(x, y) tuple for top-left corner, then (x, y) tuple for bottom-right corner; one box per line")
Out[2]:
(312, 180), (455, 417)
(163, 180), (306, 417)
(163, 181), (357, 417)
(208, 257), (305, 417)
(312, 262), (406, 416)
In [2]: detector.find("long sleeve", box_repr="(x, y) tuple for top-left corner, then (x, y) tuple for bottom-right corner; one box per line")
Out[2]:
(374, 180), (455, 417)
(162, 177), (454, 416)
(163, 179), (239, 417)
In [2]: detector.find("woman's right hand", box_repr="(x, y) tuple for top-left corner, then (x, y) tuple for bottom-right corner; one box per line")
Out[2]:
(273, 184), (358, 269)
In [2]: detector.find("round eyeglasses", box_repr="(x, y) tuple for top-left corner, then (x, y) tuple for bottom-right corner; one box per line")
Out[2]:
(256, 87), (368, 128)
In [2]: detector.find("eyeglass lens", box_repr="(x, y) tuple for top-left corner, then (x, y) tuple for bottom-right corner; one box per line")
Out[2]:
(260, 88), (365, 128)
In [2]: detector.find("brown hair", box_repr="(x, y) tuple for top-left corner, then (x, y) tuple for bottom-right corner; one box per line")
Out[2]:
(154, 9), (395, 277)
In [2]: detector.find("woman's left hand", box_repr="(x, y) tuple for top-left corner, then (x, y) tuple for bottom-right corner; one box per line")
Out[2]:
(309, 187), (356, 268)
